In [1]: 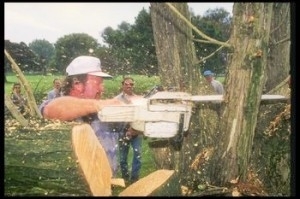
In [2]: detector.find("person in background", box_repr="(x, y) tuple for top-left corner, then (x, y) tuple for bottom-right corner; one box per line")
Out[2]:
(10, 82), (29, 115)
(47, 78), (62, 100)
(39, 56), (123, 177)
(203, 70), (224, 117)
(114, 77), (143, 185)
(203, 70), (224, 94)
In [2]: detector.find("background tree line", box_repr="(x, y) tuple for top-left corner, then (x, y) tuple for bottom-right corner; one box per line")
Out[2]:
(4, 7), (231, 78)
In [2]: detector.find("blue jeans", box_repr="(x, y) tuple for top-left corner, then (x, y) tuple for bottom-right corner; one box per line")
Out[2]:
(119, 134), (142, 183)
(91, 120), (119, 178)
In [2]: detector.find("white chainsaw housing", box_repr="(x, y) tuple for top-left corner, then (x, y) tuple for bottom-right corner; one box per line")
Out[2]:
(98, 92), (193, 138)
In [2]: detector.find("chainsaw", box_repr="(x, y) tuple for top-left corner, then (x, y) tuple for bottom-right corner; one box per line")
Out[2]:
(98, 89), (288, 150)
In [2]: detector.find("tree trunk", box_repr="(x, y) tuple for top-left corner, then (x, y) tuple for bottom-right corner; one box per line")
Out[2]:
(264, 3), (290, 92)
(211, 3), (273, 185)
(150, 3), (199, 92)
(150, 2), (220, 190)
(150, 2), (291, 196)
(150, 3), (194, 170)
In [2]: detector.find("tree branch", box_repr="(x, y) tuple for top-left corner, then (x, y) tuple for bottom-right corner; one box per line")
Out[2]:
(5, 94), (29, 126)
(5, 49), (42, 118)
(272, 36), (290, 46)
(195, 44), (226, 64)
(165, 3), (231, 48)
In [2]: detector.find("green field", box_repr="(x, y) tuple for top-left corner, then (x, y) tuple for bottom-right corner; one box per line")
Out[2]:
(4, 73), (160, 196)
(5, 73), (161, 104)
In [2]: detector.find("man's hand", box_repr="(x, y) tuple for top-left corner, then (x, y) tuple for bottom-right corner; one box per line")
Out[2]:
(126, 127), (143, 137)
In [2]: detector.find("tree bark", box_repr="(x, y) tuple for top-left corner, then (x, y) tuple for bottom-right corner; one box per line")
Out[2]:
(211, 3), (274, 185)
(150, 2), (220, 189)
(264, 3), (290, 92)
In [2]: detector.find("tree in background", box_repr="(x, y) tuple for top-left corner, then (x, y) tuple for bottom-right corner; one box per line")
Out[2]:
(54, 33), (99, 74)
(102, 7), (231, 77)
(102, 22), (134, 75)
(129, 8), (158, 75)
(102, 9), (157, 76)
(29, 39), (55, 75)
(5, 40), (41, 73)
(191, 8), (232, 75)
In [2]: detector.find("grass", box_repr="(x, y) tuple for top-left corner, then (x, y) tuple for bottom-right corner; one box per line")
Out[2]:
(4, 73), (160, 196)
(5, 73), (161, 103)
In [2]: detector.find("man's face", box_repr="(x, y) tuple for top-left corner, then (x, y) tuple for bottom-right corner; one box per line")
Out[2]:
(205, 75), (213, 82)
(54, 80), (61, 90)
(13, 85), (21, 93)
(122, 79), (134, 95)
(83, 74), (104, 99)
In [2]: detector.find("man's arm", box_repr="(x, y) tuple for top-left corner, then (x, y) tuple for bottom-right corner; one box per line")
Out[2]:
(42, 96), (122, 121)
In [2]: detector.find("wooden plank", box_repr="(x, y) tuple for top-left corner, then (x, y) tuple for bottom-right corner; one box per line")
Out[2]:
(119, 169), (175, 196)
(72, 124), (112, 196)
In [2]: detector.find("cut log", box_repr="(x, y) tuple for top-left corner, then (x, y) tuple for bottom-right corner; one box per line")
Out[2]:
(72, 123), (112, 196)
(119, 169), (180, 196)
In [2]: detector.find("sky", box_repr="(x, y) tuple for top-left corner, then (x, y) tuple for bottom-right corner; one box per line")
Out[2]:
(5, 3), (233, 45)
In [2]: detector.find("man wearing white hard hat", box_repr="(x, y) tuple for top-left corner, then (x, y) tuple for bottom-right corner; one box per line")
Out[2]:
(39, 56), (122, 177)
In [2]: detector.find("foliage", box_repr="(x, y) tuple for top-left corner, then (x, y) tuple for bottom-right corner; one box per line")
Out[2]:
(102, 7), (232, 77)
(102, 9), (158, 76)
(191, 8), (232, 75)
(5, 40), (41, 73)
(54, 33), (99, 73)
(129, 9), (158, 75)
(28, 39), (55, 75)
